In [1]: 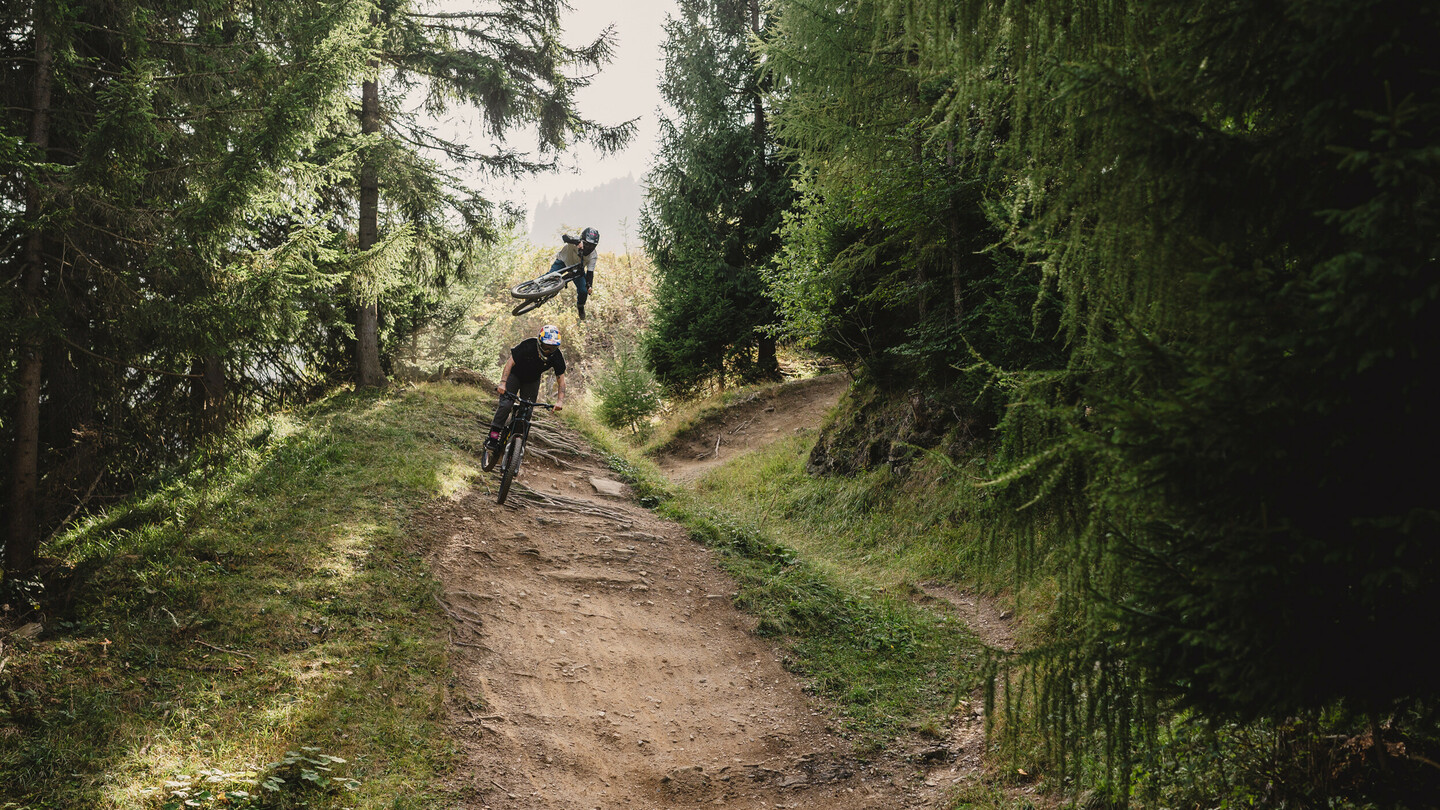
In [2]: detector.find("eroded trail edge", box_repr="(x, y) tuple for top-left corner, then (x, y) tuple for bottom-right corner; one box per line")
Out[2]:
(425, 416), (927, 809)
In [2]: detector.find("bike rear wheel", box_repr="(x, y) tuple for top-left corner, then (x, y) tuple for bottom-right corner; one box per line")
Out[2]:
(496, 434), (526, 504)
(511, 273), (566, 300)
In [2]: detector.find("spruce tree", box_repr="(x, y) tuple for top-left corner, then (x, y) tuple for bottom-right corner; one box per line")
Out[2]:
(761, 0), (1060, 417)
(1, 0), (373, 578)
(640, 0), (791, 395)
(762, 0), (1440, 795)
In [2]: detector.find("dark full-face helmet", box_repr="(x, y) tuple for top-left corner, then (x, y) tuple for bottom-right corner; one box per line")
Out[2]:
(579, 227), (599, 255)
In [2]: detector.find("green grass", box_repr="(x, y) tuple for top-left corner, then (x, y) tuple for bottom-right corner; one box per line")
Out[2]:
(1, 384), (492, 809)
(566, 406), (987, 752)
(686, 431), (1065, 652)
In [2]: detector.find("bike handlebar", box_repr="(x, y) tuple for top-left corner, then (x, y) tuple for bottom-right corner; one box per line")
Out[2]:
(505, 395), (555, 410)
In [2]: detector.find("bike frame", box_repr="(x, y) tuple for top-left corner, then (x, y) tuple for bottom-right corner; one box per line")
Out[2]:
(492, 395), (553, 504)
(509, 260), (587, 315)
(498, 395), (545, 463)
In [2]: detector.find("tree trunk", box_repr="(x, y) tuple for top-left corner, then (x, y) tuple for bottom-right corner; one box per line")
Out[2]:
(6, 14), (54, 578)
(913, 137), (928, 322)
(947, 141), (965, 322)
(355, 68), (387, 388)
(189, 356), (227, 432)
(758, 334), (778, 377)
(749, 0), (765, 149)
(749, 0), (779, 382)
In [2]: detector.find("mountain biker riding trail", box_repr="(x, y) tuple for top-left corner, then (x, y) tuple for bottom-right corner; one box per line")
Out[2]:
(429, 416), (939, 808)
(551, 227), (599, 321)
(486, 325), (566, 452)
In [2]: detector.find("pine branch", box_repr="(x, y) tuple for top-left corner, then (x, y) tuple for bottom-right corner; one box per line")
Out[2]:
(54, 333), (204, 380)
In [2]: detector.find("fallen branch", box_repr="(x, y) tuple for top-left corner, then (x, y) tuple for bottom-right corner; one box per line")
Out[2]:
(193, 640), (255, 660)
(44, 469), (107, 543)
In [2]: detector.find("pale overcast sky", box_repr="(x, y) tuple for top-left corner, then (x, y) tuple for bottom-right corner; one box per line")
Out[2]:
(529, 0), (673, 202)
(430, 0), (675, 235)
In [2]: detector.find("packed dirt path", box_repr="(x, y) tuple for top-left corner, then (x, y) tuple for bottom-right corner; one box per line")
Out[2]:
(656, 375), (851, 484)
(425, 404), (951, 809)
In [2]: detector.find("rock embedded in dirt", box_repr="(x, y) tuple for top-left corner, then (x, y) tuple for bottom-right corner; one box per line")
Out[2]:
(662, 764), (712, 795)
(588, 477), (627, 497)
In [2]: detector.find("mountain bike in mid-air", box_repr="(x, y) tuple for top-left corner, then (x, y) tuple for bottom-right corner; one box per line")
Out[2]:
(482, 395), (554, 504)
(509, 260), (586, 316)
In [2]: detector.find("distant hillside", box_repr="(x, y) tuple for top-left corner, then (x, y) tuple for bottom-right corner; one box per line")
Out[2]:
(528, 174), (644, 249)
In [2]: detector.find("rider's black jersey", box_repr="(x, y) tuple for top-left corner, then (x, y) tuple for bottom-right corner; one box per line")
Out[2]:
(507, 337), (565, 386)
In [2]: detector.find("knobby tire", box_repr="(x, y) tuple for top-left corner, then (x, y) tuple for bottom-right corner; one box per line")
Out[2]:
(511, 295), (554, 316)
(511, 274), (566, 300)
(496, 434), (525, 504)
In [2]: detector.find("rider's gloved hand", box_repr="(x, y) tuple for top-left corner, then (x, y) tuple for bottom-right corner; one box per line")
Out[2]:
(562, 234), (580, 245)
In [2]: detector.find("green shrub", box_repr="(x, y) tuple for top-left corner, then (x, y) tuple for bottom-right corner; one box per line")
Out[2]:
(593, 348), (662, 435)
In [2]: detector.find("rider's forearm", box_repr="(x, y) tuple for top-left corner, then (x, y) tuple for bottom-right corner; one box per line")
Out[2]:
(498, 358), (514, 391)
(555, 374), (566, 404)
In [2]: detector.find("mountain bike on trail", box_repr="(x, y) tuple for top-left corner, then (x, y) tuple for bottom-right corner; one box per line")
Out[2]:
(483, 325), (566, 504)
(482, 394), (554, 505)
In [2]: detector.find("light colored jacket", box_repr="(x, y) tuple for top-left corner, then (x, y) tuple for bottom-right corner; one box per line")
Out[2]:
(553, 242), (597, 273)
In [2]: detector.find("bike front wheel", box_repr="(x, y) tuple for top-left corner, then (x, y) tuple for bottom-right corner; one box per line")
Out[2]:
(511, 294), (555, 316)
(496, 434), (526, 504)
(511, 273), (566, 300)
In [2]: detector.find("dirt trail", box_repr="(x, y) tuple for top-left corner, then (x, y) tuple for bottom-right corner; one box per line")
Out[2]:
(425, 377), (1012, 808)
(656, 375), (851, 484)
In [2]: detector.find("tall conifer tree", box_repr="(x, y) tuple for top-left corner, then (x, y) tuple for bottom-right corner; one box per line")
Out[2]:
(763, 0), (1440, 795)
(640, 0), (791, 395)
(1, 0), (375, 578)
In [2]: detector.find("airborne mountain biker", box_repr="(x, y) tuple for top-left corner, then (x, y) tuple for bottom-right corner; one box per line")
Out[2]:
(551, 227), (599, 320)
(486, 325), (566, 452)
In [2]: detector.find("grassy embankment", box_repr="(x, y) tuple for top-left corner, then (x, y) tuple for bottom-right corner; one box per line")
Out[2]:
(596, 378), (1440, 810)
(1, 386), (486, 808)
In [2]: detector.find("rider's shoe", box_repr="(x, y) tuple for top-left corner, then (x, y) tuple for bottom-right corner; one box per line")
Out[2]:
(577, 304), (586, 321)
(485, 429), (502, 451)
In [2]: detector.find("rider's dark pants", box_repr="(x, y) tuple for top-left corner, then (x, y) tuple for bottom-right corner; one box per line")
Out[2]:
(574, 272), (588, 312)
(489, 376), (540, 436)
(551, 258), (589, 312)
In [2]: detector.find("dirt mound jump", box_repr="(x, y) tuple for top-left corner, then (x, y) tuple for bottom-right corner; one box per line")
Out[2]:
(424, 406), (942, 808)
(653, 375), (850, 484)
